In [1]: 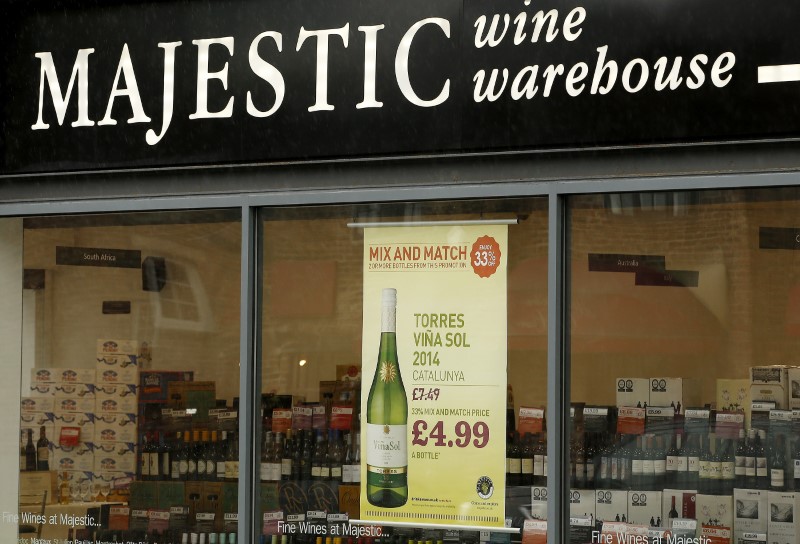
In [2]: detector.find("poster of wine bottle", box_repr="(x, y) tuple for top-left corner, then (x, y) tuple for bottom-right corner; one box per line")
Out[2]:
(360, 224), (508, 528)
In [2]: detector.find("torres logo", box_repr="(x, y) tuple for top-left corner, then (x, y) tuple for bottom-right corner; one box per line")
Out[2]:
(651, 379), (667, 393)
(532, 488), (548, 501)
(569, 490), (581, 503)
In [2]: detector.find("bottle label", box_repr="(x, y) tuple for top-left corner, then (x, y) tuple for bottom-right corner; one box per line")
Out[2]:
(632, 459), (644, 475)
(586, 463), (595, 480)
(521, 459), (533, 474)
(735, 455), (746, 476)
(352, 465), (361, 483)
(198, 460), (207, 474)
(171, 461), (180, 479)
(365, 423), (407, 468)
(342, 464), (353, 483)
(149, 454), (160, 476)
(141, 454), (151, 476)
(260, 463), (271, 481)
(331, 467), (342, 479)
(230, 461), (239, 479)
(508, 458), (521, 474)
(771, 469), (785, 487)
(281, 459), (292, 476)
(666, 455), (677, 472)
(642, 460), (654, 475)
(710, 462), (722, 479)
(757, 457), (768, 477)
(179, 460), (189, 476)
(37, 447), (48, 462)
(688, 456), (699, 473)
(654, 459), (666, 475)
(320, 466), (330, 478)
(795, 460), (800, 479)
(312, 466), (322, 477)
(533, 456), (544, 476)
(745, 456), (756, 477)
(698, 460), (711, 479)
(217, 461), (226, 479)
(188, 460), (197, 474)
(721, 462), (734, 480)
(675, 456), (688, 472)
(600, 458), (609, 479)
(543, 458), (548, 477)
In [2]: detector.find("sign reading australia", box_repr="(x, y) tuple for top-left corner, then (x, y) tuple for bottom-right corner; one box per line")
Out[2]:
(2, 0), (800, 173)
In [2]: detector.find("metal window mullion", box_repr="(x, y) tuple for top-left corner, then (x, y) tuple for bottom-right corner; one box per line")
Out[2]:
(238, 205), (260, 543)
(546, 191), (570, 544)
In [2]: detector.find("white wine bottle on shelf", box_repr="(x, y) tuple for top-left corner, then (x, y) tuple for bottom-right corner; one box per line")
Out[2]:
(366, 287), (408, 508)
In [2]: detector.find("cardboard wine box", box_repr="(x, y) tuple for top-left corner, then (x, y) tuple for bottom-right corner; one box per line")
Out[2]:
(662, 489), (697, 528)
(595, 489), (629, 523)
(616, 378), (650, 408)
(627, 491), (662, 526)
(733, 489), (768, 544)
(767, 491), (800, 544)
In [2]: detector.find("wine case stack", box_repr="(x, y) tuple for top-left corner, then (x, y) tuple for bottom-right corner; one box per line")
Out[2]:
(505, 367), (800, 544)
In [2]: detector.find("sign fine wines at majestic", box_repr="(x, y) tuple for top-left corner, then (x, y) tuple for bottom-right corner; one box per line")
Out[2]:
(2, 0), (800, 174)
(361, 225), (508, 527)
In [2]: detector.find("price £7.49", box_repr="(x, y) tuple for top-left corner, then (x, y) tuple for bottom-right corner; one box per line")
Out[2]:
(411, 420), (489, 448)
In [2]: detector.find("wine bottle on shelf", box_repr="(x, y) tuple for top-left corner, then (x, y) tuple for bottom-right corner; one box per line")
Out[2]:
(575, 436), (587, 489)
(205, 431), (218, 482)
(643, 436), (657, 492)
(653, 436), (667, 491)
(260, 431), (272, 483)
(188, 431), (199, 481)
(755, 430), (768, 490)
(216, 431), (227, 482)
(533, 433), (545, 487)
(506, 432), (521, 486)
(721, 438), (735, 496)
(149, 432), (162, 481)
(685, 433), (700, 491)
(25, 429), (37, 472)
(770, 433), (787, 492)
(19, 433), (27, 472)
(521, 433), (534, 486)
(227, 432), (239, 482)
(698, 435), (711, 495)
(36, 425), (49, 471)
(352, 432), (361, 484)
(709, 438), (722, 496)
(734, 429), (747, 490)
(585, 434), (596, 489)
(631, 436), (644, 491)
(599, 436), (612, 489)
(666, 432), (681, 488)
(140, 433), (152, 481)
(281, 431), (294, 482)
(793, 436), (800, 492)
(329, 430), (344, 483)
(745, 429), (757, 489)
(365, 288), (408, 508)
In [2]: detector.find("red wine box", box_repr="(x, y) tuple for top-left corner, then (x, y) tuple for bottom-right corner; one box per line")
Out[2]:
(53, 411), (95, 445)
(662, 489), (697, 527)
(615, 377), (650, 408)
(767, 491), (800, 544)
(733, 489), (768, 544)
(627, 490), (662, 526)
(594, 489), (628, 523)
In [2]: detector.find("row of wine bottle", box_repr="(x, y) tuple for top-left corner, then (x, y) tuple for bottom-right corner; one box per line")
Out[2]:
(19, 426), (49, 472)
(507, 428), (800, 494)
(259, 428), (361, 484)
(139, 430), (240, 482)
(71, 528), (237, 544)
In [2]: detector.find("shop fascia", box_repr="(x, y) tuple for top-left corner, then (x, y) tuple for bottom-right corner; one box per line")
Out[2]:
(29, 3), (737, 146)
(30, 17), (453, 146)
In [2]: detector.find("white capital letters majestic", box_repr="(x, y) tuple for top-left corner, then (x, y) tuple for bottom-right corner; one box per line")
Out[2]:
(146, 41), (182, 146)
(395, 18), (451, 107)
(296, 24), (350, 112)
(356, 24), (385, 109)
(98, 44), (152, 126)
(31, 48), (96, 129)
(246, 31), (285, 118)
(189, 37), (235, 119)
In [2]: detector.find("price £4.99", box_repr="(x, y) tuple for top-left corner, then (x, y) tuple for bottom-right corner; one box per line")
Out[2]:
(411, 420), (489, 448)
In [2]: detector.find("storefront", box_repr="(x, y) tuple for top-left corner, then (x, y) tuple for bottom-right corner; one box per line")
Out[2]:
(3, 1), (800, 544)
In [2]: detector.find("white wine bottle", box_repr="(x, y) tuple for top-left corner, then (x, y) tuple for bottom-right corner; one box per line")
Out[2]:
(366, 287), (408, 508)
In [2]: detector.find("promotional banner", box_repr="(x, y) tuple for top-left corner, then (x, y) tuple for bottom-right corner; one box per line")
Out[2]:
(360, 224), (508, 527)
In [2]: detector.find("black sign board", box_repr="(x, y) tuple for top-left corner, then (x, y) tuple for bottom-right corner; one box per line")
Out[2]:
(588, 253), (666, 273)
(56, 246), (142, 268)
(759, 227), (800, 250)
(102, 301), (131, 315)
(3, 0), (800, 174)
(635, 269), (699, 288)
